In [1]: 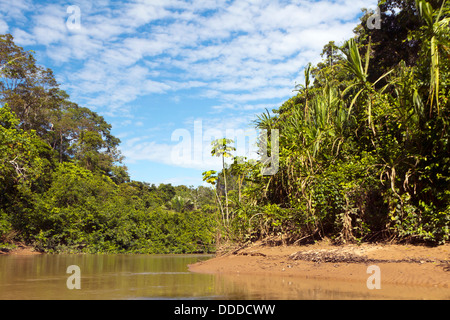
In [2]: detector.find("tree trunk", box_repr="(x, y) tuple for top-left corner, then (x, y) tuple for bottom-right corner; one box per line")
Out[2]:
(222, 155), (229, 225)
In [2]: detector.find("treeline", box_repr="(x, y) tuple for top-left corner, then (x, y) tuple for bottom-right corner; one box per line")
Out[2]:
(0, 34), (217, 253)
(205, 0), (449, 245)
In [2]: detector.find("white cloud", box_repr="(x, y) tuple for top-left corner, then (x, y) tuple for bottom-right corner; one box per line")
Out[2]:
(120, 114), (261, 171)
(0, 0), (33, 22)
(6, 0), (378, 114)
(5, 0), (379, 178)
(162, 175), (207, 187)
(12, 28), (35, 45)
(211, 101), (283, 112)
(0, 19), (7, 34)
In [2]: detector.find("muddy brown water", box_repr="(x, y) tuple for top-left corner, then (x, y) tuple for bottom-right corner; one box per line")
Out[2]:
(0, 254), (448, 300)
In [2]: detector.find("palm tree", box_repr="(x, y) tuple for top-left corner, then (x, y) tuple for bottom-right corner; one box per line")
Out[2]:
(294, 63), (313, 120)
(254, 108), (275, 131)
(211, 138), (235, 225)
(341, 37), (394, 135)
(169, 195), (192, 213)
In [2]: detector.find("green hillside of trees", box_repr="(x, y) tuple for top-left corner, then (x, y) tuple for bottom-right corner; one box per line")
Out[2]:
(1, 0), (449, 253)
(0, 34), (217, 253)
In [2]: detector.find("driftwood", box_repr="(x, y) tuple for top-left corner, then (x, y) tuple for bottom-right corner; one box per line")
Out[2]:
(235, 251), (267, 257)
(290, 251), (370, 264)
(290, 250), (450, 271)
(440, 261), (450, 272)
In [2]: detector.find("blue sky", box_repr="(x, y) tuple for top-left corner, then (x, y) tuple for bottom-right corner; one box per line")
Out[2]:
(0, 0), (378, 186)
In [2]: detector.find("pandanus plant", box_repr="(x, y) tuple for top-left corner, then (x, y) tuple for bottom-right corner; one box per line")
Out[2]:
(341, 37), (394, 135)
(415, 0), (450, 116)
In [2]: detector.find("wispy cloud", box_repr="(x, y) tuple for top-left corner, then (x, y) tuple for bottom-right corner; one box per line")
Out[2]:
(6, 0), (377, 115)
(3, 0), (378, 178)
(120, 113), (260, 171)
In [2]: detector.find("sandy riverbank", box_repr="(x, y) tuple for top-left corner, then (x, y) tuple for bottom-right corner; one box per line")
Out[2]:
(189, 241), (450, 291)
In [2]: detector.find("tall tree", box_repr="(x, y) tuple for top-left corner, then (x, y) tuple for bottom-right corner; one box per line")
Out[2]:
(211, 138), (235, 225)
(354, 0), (422, 84)
(0, 34), (61, 135)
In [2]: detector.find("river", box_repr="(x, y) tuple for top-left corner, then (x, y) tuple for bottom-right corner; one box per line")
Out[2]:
(1, 254), (448, 299)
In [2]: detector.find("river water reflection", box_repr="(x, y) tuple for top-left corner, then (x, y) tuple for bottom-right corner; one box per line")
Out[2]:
(0, 254), (448, 300)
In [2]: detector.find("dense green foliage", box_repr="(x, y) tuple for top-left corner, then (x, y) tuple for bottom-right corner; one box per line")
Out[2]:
(0, 35), (217, 253)
(205, 0), (450, 245)
(2, 0), (449, 253)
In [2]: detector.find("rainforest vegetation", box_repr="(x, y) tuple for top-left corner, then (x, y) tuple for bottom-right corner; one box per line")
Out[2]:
(0, 34), (217, 253)
(1, 0), (449, 253)
(205, 0), (449, 245)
